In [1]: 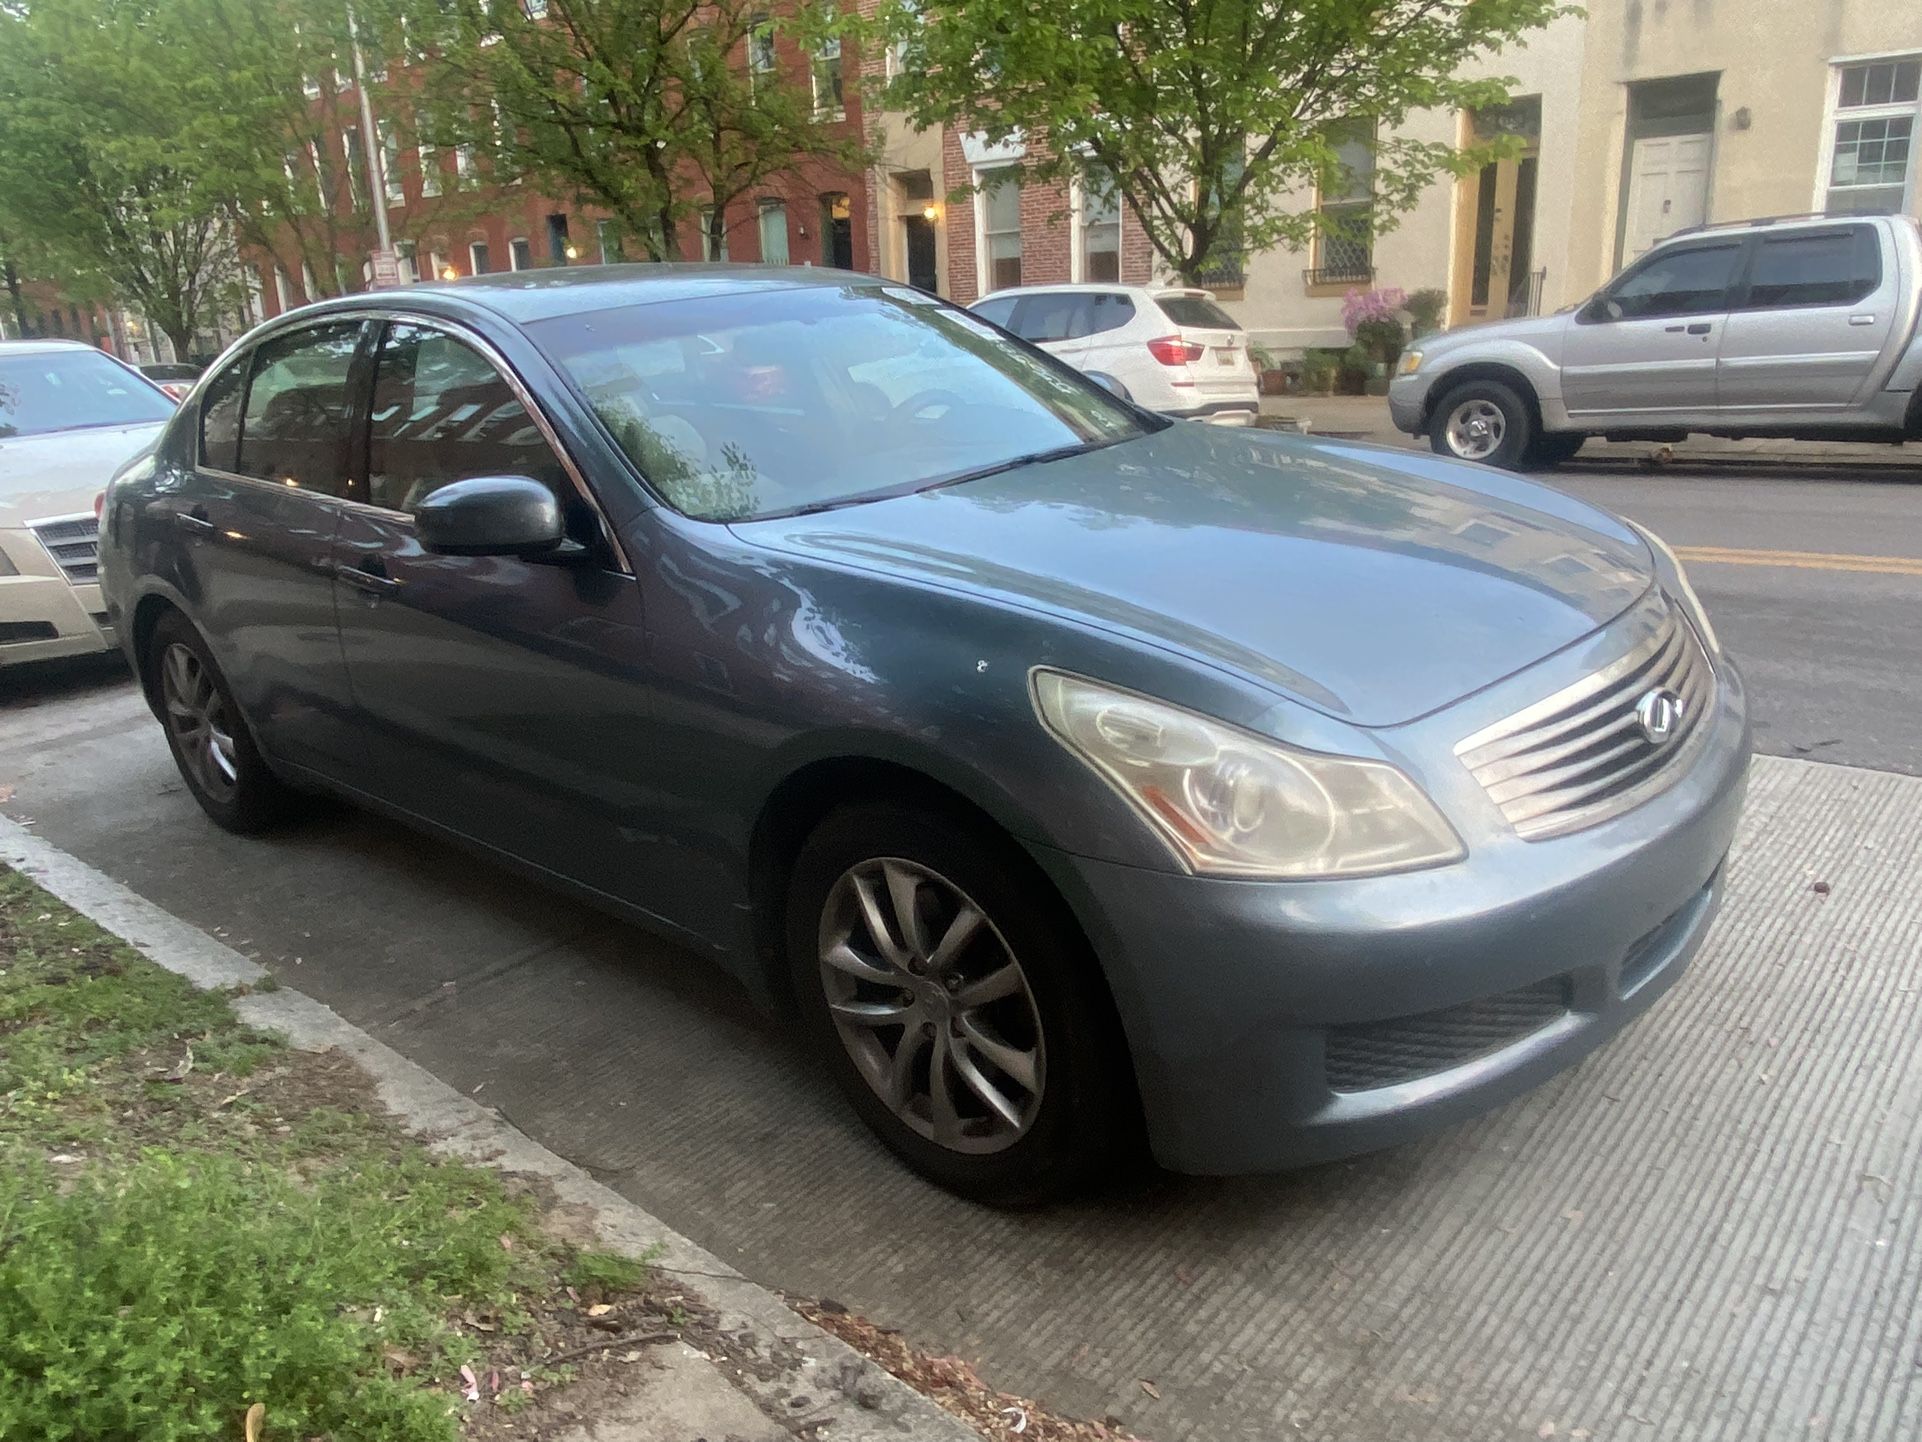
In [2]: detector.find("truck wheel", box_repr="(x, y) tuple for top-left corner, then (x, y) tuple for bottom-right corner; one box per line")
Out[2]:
(1428, 380), (1535, 469)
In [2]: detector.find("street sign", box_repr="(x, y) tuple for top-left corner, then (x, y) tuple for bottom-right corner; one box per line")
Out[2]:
(370, 248), (402, 288)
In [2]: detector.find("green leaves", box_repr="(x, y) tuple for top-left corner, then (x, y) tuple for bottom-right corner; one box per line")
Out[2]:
(860, 0), (1571, 282)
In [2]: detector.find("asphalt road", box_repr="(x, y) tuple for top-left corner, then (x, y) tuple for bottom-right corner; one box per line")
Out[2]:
(4, 463), (1921, 1441)
(1547, 463), (1922, 776)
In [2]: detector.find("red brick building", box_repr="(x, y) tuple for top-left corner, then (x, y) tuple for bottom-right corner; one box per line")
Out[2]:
(251, 10), (871, 320)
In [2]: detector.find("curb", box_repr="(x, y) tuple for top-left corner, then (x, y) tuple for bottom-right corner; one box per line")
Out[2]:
(0, 815), (980, 1442)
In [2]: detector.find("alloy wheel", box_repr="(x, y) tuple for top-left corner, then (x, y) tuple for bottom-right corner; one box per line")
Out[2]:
(1445, 398), (1507, 460)
(818, 857), (1045, 1155)
(160, 642), (240, 804)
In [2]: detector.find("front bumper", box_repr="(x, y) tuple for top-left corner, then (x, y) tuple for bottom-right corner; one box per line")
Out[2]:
(1387, 376), (1430, 434)
(0, 528), (114, 667)
(1029, 656), (1751, 1175)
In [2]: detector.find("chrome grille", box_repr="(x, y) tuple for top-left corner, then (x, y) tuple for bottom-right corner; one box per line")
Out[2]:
(29, 514), (99, 586)
(1457, 605), (1714, 840)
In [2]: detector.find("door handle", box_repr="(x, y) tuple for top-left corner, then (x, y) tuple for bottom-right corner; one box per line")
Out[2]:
(1849, 313), (1877, 326)
(1686, 323), (1713, 336)
(1664, 324), (1685, 333)
(333, 560), (400, 598)
(173, 510), (217, 537)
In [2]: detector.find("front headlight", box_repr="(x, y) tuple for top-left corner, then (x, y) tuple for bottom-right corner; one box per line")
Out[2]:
(1032, 671), (1464, 879)
(1630, 520), (1719, 654)
(1396, 349), (1423, 376)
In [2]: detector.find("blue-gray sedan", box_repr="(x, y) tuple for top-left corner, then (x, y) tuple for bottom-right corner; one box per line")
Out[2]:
(98, 267), (1750, 1203)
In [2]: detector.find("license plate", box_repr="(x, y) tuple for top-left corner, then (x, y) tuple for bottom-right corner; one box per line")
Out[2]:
(1215, 350), (1239, 366)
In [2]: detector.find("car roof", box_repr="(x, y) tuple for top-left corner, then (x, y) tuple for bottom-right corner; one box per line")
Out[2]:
(322, 262), (880, 325)
(1658, 212), (1902, 246)
(0, 338), (104, 357)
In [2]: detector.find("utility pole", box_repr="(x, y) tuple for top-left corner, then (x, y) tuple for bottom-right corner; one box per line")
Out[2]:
(348, 6), (393, 268)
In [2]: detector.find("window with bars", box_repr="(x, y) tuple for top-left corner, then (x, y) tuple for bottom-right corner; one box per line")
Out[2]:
(1824, 57), (1919, 215)
(1313, 120), (1375, 284)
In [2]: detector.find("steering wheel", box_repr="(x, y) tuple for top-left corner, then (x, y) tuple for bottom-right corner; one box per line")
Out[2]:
(894, 387), (970, 421)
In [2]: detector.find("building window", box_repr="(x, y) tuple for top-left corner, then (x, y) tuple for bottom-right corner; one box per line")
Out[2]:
(342, 128), (367, 210)
(308, 141), (326, 207)
(979, 169), (1022, 291)
(812, 38), (844, 119)
(273, 266), (292, 311)
(397, 242), (419, 284)
(522, 0), (548, 16)
(886, 0), (920, 78)
(546, 213), (572, 263)
(597, 219), (622, 264)
(378, 121), (404, 205)
(1079, 171), (1121, 282)
(701, 207), (728, 261)
(469, 240), (491, 274)
(1313, 119), (1374, 283)
(419, 143), (441, 198)
(455, 144), (478, 186)
(428, 250), (450, 281)
(757, 200), (790, 264)
(748, 16), (776, 83)
(301, 260), (318, 299)
(1823, 57), (1920, 215)
(509, 237), (532, 271)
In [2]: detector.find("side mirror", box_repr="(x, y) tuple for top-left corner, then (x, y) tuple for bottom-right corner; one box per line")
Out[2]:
(414, 475), (565, 557)
(1085, 370), (1133, 403)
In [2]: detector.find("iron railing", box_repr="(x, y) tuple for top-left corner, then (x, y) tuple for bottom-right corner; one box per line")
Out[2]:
(1194, 248), (1247, 287)
(1506, 268), (1547, 318)
(1302, 263), (1374, 287)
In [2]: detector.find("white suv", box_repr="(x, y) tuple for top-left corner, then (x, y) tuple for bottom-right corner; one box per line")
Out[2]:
(971, 284), (1260, 425)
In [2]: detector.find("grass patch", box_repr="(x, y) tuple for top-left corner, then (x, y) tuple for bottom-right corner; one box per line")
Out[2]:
(0, 868), (658, 1441)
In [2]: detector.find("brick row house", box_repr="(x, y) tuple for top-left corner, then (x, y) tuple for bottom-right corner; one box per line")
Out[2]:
(250, 4), (872, 321)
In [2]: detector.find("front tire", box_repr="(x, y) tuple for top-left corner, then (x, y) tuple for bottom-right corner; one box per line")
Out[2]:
(147, 611), (301, 834)
(1428, 379), (1536, 469)
(786, 803), (1135, 1205)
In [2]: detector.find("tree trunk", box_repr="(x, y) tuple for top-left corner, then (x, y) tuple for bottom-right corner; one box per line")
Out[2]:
(1, 256), (25, 336)
(160, 317), (196, 362)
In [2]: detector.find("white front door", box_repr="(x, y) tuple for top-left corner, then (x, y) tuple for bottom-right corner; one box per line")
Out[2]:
(1623, 134), (1712, 259)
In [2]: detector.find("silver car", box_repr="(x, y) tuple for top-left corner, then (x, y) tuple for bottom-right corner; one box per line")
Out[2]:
(1391, 213), (1922, 468)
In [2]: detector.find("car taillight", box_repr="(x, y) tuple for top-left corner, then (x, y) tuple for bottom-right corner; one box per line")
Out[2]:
(94, 491), (105, 520)
(1146, 336), (1205, 366)
(162, 381), (191, 400)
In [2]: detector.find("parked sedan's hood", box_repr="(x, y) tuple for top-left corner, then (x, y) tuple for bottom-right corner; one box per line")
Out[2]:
(0, 422), (164, 526)
(733, 423), (1652, 727)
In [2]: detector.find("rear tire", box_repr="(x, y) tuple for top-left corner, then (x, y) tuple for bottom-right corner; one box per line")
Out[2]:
(146, 611), (302, 834)
(786, 802), (1136, 1205)
(1428, 379), (1536, 469)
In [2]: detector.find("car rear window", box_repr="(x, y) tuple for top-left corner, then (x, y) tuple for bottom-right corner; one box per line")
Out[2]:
(1740, 227), (1881, 309)
(1155, 295), (1241, 331)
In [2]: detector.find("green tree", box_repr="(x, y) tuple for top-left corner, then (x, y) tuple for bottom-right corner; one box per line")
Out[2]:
(864, 0), (1568, 283)
(0, 0), (245, 356)
(388, 0), (868, 261)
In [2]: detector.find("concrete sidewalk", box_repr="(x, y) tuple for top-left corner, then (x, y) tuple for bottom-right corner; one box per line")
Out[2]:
(1260, 393), (1921, 470)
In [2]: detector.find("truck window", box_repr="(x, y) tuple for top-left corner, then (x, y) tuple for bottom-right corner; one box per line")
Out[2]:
(1739, 227), (1881, 309)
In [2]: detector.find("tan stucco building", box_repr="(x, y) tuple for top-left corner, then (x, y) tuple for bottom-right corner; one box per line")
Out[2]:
(1229, 0), (1922, 357)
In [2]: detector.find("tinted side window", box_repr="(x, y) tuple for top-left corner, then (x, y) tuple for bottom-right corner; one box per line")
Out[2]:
(1741, 227), (1881, 309)
(1008, 292), (1087, 343)
(199, 357), (246, 471)
(971, 296), (1017, 328)
(367, 324), (565, 512)
(236, 322), (365, 495)
(1605, 244), (1742, 320)
(1084, 292), (1136, 337)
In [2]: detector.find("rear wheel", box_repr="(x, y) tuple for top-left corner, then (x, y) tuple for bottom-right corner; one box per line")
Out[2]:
(787, 803), (1135, 1205)
(147, 611), (301, 834)
(1428, 379), (1536, 469)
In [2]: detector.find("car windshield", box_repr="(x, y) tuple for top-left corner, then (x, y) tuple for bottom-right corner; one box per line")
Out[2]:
(0, 349), (175, 438)
(528, 283), (1152, 521)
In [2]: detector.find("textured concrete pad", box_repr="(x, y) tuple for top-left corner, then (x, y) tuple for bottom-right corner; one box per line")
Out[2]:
(4, 668), (1920, 1441)
(550, 1344), (789, 1442)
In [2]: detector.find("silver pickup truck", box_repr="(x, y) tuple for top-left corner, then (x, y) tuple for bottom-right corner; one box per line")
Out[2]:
(1390, 213), (1922, 468)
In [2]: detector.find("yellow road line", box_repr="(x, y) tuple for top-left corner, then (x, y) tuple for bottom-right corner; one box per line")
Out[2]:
(1673, 545), (1922, 577)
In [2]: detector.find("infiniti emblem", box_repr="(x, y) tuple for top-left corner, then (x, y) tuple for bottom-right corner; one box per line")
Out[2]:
(1635, 687), (1685, 746)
